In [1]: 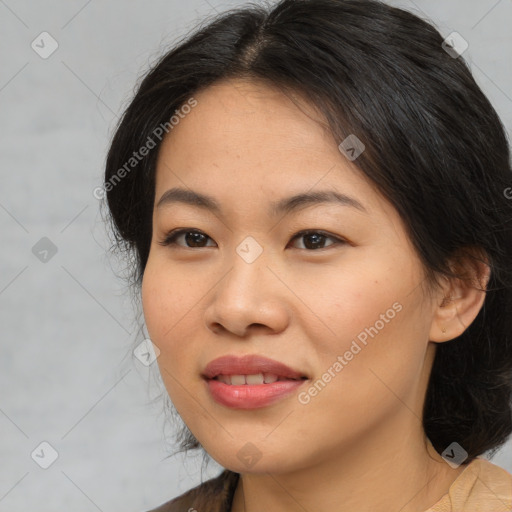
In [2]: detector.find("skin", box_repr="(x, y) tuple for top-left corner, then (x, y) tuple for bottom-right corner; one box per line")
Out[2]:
(141, 78), (489, 512)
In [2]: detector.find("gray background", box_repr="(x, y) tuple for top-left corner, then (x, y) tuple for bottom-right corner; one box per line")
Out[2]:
(1, 0), (511, 510)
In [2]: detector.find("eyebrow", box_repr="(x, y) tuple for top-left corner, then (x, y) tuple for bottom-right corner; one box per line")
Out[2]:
(156, 187), (367, 216)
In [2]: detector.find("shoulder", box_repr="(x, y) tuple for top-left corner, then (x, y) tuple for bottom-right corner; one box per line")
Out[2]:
(427, 457), (512, 512)
(145, 469), (240, 512)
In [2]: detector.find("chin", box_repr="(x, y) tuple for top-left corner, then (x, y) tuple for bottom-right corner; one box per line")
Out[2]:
(201, 438), (310, 476)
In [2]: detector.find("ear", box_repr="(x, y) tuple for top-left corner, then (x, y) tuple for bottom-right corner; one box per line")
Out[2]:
(429, 247), (491, 343)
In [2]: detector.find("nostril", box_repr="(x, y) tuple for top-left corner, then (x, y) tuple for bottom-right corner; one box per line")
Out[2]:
(210, 323), (224, 334)
(249, 323), (267, 330)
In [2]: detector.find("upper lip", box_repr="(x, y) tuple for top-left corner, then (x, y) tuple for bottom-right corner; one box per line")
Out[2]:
(202, 354), (308, 380)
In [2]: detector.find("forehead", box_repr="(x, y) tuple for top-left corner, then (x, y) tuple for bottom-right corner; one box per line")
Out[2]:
(193, 78), (324, 125)
(156, 79), (356, 182)
(171, 80), (329, 150)
(153, 78), (395, 224)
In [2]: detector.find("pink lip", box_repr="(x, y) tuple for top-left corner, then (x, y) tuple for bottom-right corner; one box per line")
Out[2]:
(202, 354), (308, 409)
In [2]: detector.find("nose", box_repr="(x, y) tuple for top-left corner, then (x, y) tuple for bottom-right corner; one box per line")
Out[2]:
(203, 252), (290, 338)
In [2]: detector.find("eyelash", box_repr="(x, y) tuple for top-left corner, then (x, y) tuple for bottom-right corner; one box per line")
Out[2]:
(158, 228), (347, 251)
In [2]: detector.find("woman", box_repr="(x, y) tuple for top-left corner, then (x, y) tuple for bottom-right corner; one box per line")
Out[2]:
(103, 0), (512, 510)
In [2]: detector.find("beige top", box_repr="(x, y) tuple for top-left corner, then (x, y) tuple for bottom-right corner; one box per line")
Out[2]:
(426, 457), (512, 512)
(149, 457), (512, 512)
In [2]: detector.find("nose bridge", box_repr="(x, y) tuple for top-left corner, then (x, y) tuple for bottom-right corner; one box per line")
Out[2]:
(235, 235), (265, 266)
(220, 236), (268, 304)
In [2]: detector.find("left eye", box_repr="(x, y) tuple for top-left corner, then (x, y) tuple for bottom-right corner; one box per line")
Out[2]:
(288, 230), (344, 250)
(159, 229), (216, 248)
(158, 229), (345, 250)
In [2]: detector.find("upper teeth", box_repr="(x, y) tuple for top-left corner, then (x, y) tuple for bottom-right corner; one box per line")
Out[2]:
(215, 373), (284, 385)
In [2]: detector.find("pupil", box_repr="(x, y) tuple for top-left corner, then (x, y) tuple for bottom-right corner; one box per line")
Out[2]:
(305, 233), (324, 249)
(186, 232), (206, 247)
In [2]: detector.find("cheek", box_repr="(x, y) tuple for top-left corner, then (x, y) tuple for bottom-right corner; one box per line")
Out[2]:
(302, 260), (401, 349)
(142, 260), (195, 341)
(314, 295), (429, 417)
(142, 264), (200, 412)
(304, 259), (430, 403)
(141, 262), (194, 382)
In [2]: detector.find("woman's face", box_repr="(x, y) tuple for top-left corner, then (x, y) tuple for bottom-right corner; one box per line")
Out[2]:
(142, 78), (441, 474)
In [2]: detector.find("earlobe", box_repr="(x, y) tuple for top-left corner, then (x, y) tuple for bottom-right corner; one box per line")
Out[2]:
(429, 249), (490, 343)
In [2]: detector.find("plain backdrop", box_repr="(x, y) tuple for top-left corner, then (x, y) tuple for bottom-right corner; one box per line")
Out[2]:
(1, 0), (511, 510)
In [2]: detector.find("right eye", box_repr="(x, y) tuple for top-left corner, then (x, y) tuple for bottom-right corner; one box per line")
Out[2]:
(158, 228), (217, 248)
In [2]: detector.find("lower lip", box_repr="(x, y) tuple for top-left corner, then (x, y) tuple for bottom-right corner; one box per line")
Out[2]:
(205, 378), (306, 409)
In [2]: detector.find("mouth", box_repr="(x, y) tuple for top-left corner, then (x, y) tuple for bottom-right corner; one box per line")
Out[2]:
(210, 373), (308, 385)
(202, 354), (308, 382)
(201, 354), (309, 409)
